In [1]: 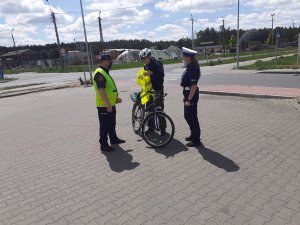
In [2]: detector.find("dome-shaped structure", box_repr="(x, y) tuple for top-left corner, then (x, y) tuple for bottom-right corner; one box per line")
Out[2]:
(240, 29), (270, 50)
(116, 49), (140, 62)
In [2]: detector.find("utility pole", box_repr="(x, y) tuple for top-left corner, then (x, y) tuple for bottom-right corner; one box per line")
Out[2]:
(271, 13), (275, 46)
(46, 1), (60, 48)
(11, 28), (20, 68)
(98, 11), (104, 42)
(237, 0), (240, 69)
(222, 16), (225, 54)
(51, 12), (60, 48)
(80, 0), (93, 84)
(98, 11), (104, 54)
(190, 14), (194, 49)
(46, 0), (62, 69)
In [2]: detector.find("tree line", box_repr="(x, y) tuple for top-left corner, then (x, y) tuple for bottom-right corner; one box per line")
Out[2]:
(0, 26), (299, 59)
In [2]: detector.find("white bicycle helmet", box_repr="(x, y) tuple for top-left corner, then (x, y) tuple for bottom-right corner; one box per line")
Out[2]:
(139, 48), (151, 60)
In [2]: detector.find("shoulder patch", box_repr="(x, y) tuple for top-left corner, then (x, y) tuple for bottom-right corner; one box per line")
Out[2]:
(98, 74), (105, 82)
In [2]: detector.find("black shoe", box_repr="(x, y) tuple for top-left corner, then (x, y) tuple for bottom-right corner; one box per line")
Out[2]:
(101, 146), (116, 152)
(186, 141), (203, 147)
(111, 138), (126, 145)
(185, 136), (192, 141)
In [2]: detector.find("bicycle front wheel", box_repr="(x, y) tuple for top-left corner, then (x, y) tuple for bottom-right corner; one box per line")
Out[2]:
(141, 111), (175, 148)
(132, 102), (144, 134)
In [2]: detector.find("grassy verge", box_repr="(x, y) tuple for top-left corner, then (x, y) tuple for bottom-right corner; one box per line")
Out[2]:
(239, 54), (299, 70)
(200, 50), (298, 67)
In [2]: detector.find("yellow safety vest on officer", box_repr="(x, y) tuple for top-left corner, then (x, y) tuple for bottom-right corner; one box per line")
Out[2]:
(93, 54), (125, 152)
(93, 68), (118, 107)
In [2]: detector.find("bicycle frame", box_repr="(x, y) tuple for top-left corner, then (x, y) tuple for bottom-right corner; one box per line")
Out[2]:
(130, 90), (166, 132)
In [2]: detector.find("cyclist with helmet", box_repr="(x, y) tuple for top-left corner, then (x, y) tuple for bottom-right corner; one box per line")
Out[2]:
(139, 48), (166, 135)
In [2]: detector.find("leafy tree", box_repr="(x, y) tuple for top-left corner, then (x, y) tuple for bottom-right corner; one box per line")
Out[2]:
(265, 32), (273, 45)
(229, 35), (236, 48)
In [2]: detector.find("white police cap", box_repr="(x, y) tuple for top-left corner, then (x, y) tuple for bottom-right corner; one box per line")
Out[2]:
(182, 47), (197, 57)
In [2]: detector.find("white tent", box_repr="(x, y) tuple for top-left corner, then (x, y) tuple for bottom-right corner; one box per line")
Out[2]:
(116, 49), (140, 62)
(115, 46), (182, 62)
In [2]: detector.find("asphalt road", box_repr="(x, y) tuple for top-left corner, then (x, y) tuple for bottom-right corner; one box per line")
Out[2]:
(1, 61), (299, 90)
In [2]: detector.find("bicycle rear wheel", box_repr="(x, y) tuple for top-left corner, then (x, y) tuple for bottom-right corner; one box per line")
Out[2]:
(132, 102), (144, 134)
(141, 111), (175, 148)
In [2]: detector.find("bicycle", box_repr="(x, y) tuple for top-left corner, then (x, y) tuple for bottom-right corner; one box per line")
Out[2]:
(130, 90), (175, 148)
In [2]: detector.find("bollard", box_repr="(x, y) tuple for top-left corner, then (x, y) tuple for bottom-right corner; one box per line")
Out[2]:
(0, 65), (4, 79)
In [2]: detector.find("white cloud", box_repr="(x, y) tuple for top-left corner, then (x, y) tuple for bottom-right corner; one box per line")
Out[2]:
(156, 0), (235, 13)
(0, 0), (299, 47)
(244, 0), (299, 10)
(153, 24), (189, 41)
(160, 13), (170, 18)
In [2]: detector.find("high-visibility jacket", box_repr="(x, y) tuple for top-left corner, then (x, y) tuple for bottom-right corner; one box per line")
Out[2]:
(92, 68), (118, 107)
(137, 68), (152, 105)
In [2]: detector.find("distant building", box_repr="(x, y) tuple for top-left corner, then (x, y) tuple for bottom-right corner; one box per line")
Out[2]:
(195, 44), (223, 55)
(0, 49), (40, 68)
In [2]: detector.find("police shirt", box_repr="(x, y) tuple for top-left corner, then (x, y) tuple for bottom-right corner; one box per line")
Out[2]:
(144, 57), (164, 91)
(181, 63), (200, 87)
(94, 66), (109, 89)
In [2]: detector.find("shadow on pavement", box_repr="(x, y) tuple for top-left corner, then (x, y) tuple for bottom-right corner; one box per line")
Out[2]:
(197, 145), (239, 172)
(101, 145), (140, 172)
(155, 138), (188, 158)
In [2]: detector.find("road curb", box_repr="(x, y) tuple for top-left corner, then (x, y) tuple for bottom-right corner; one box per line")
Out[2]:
(200, 90), (296, 99)
(0, 84), (78, 99)
(255, 70), (300, 74)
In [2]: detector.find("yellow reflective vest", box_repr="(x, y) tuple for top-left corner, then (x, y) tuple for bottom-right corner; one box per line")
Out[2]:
(136, 68), (152, 105)
(93, 68), (118, 107)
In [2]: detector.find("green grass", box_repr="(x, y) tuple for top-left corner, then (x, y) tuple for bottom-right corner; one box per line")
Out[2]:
(200, 49), (298, 67)
(239, 54), (299, 70)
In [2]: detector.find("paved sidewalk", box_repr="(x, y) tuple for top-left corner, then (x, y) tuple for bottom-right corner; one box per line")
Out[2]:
(0, 86), (299, 225)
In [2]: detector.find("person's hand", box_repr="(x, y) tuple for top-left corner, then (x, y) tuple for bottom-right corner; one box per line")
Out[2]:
(106, 104), (112, 112)
(184, 101), (191, 107)
(117, 98), (122, 104)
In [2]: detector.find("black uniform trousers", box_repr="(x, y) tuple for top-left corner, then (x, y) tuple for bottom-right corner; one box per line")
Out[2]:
(147, 89), (166, 131)
(97, 106), (118, 147)
(183, 88), (201, 144)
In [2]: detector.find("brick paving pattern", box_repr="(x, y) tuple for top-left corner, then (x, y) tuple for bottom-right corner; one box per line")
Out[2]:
(0, 86), (299, 225)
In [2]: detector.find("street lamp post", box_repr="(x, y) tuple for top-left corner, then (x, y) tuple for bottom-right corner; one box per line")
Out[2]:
(73, 38), (77, 66)
(236, 0), (240, 69)
(190, 14), (194, 49)
(79, 0), (92, 84)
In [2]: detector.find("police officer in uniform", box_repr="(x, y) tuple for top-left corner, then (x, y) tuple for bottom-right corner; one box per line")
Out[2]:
(139, 48), (166, 135)
(93, 54), (125, 152)
(181, 47), (202, 147)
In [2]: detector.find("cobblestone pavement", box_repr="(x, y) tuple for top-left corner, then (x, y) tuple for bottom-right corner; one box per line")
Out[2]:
(0, 84), (299, 225)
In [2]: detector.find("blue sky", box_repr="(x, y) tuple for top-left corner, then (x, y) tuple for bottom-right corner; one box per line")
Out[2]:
(0, 0), (299, 47)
